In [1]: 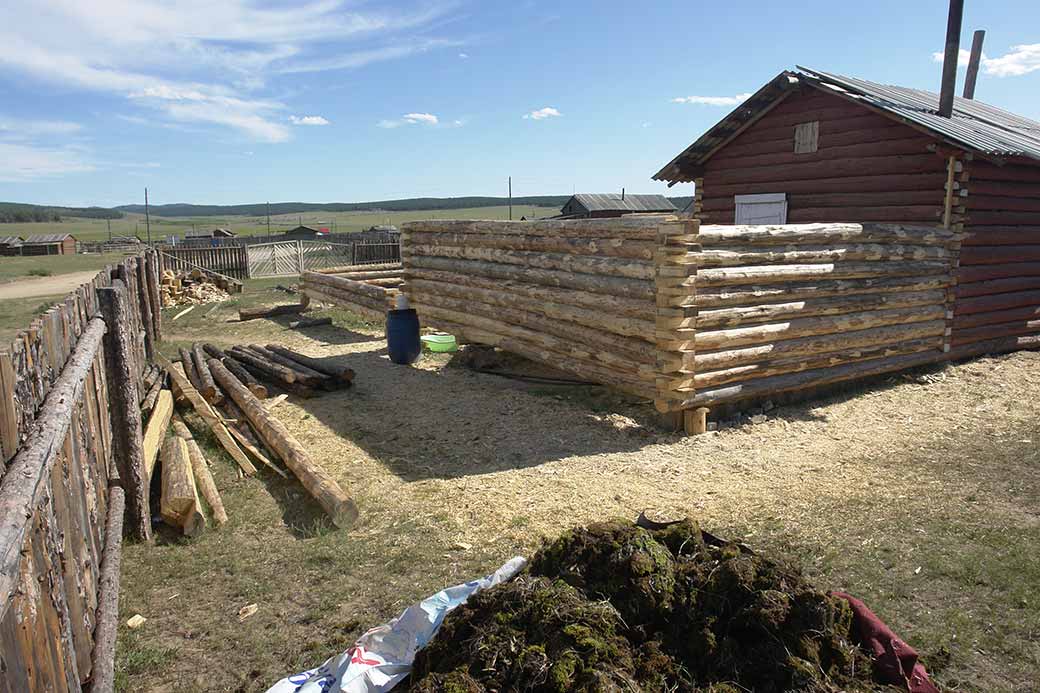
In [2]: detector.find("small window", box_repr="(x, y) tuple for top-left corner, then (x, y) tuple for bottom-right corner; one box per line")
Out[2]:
(794, 121), (819, 153)
(735, 193), (788, 225)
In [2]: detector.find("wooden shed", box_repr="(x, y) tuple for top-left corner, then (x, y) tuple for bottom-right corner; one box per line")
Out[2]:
(282, 225), (323, 240)
(654, 67), (1040, 359)
(20, 233), (77, 256)
(558, 193), (677, 219)
(0, 236), (23, 256)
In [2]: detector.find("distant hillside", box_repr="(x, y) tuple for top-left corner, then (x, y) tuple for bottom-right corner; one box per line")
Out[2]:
(3, 195), (694, 222)
(116, 195), (693, 218)
(0, 202), (123, 223)
(115, 197), (575, 217)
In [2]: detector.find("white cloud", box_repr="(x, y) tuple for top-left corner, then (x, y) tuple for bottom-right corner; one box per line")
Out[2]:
(0, 117), (82, 139)
(378, 112), (440, 128)
(458, 52), (469, 59)
(404, 113), (438, 125)
(0, 142), (95, 182)
(671, 93), (752, 106)
(289, 115), (330, 126)
(523, 107), (561, 120)
(0, 1), (463, 142)
(931, 43), (1040, 77)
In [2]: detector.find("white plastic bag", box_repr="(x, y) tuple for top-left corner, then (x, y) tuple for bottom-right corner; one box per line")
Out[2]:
(266, 556), (527, 693)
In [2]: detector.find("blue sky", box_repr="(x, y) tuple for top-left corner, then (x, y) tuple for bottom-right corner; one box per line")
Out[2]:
(0, 0), (1038, 207)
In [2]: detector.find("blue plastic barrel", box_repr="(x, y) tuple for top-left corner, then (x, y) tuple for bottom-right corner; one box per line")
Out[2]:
(386, 308), (421, 364)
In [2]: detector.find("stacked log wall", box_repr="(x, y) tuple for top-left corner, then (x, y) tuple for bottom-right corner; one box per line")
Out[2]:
(301, 265), (403, 321)
(400, 217), (698, 408)
(697, 89), (950, 226)
(672, 223), (959, 409)
(0, 250), (162, 691)
(952, 158), (1040, 356)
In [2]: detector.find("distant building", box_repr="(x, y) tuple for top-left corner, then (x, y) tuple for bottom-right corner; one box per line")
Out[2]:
(185, 227), (235, 239)
(282, 225), (324, 240)
(21, 233), (76, 255)
(557, 193), (677, 219)
(0, 236), (23, 256)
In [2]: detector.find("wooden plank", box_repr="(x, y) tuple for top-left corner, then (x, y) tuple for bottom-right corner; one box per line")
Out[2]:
(960, 245), (1040, 265)
(141, 390), (173, 484)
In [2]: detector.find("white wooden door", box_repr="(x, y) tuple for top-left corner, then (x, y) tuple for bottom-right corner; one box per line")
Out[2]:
(735, 193), (788, 224)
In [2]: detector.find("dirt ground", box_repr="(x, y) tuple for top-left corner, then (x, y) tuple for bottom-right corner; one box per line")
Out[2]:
(0, 269), (100, 298)
(117, 290), (1040, 693)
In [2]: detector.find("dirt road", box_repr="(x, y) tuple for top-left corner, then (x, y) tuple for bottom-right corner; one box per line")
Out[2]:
(0, 270), (100, 300)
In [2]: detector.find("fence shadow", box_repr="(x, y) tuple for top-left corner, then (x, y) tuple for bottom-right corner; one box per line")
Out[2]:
(263, 313), (380, 346)
(289, 342), (661, 482)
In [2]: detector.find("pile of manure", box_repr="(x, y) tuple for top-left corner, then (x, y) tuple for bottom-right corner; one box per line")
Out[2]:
(408, 519), (913, 692)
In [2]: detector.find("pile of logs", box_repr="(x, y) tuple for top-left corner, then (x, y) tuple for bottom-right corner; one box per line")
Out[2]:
(301, 263), (403, 321)
(160, 268), (231, 307)
(154, 341), (358, 529)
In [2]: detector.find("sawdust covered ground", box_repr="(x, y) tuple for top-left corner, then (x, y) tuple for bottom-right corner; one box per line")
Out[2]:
(118, 297), (1040, 692)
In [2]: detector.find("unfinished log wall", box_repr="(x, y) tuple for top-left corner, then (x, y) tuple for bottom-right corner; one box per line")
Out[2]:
(953, 158), (1040, 357)
(675, 223), (960, 409)
(401, 216), (698, 410)
(400, 219), (971, 417)
(301, 263), (403, 321)
(0, 250), (162, 691)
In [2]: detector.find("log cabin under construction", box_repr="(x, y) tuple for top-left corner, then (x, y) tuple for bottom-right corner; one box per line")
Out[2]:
(654, 67), (1040, 360)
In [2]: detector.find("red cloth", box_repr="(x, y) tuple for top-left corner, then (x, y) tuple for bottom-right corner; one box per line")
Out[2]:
(831, 591), (940, 693)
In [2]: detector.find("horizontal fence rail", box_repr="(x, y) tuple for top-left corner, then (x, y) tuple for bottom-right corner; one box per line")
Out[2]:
(247, 241), (402, 278)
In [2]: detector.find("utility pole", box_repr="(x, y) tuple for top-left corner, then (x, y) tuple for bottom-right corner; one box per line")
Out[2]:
(508, 176), (512, 220)
(267, 202), (271, 236)
(107, 218), (111, 241)
(144, 188), (152, 245)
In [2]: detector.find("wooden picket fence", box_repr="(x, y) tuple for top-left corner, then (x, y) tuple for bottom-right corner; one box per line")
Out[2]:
(160, 244), (250, 279)
(0, 250), (162, 691)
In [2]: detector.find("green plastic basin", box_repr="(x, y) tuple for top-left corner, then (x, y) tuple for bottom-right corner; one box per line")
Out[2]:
(421, 333), (458, 353)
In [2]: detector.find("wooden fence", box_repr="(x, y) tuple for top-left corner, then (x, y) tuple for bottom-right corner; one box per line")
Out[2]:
(0, 250), (162, 691)
(159, 244), (250, 279)
(247, 241), (402, 278)
(400, 218), (972, 432)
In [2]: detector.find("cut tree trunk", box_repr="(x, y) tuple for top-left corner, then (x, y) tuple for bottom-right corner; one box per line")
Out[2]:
(192, 342), (221, 405)
(289, 317), (333, 329)
(227, 346), (301, 384)
(264, 345), (355, 384)
(158, 355), (257, 476)
(160, 436), (205, 536)
(239, 303), (307, 321)
(209, 359), (359, 528)
(89, 485), (125, 693)
(171, 419), (228, 526)
(248, 345), (332, 389)
(202, 344), (268, 398)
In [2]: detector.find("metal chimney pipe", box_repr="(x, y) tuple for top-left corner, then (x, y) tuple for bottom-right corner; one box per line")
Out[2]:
(963, 29), (986, 99)
(938, 0), (964, 117)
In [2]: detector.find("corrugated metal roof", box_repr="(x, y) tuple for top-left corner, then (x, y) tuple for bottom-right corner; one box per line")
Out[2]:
(798, 67), (1040, 161)
(0, 236), (23, 245)
(22, 233), (73, 244)
(653, 67), (1040, 183)
(567, 193), (676, 213)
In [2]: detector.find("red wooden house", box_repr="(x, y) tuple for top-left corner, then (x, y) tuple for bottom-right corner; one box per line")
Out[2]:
(654, 67), (1040, 359)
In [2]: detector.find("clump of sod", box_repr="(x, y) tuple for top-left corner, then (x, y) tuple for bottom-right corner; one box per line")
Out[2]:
(409, 519), (910, 692)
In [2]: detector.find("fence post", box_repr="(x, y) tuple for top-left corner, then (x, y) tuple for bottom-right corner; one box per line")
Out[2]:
(297, 240), (304, 275)
(96, 280), (152, 542)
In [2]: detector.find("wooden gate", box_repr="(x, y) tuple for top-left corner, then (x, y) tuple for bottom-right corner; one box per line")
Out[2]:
(247, 241), (302, 278)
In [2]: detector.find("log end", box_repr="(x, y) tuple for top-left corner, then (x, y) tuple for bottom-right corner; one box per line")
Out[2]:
(331, 498), (360, 529)
(249, 384), (269, 399)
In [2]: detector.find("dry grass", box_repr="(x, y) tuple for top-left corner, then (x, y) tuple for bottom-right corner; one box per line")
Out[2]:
(118, 282), (1040, 692)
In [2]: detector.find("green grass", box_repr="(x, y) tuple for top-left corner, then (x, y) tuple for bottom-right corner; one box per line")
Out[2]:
(0, 252), (126, 283)
(0, 294), (65, 343)
(0, 205), (559, 243)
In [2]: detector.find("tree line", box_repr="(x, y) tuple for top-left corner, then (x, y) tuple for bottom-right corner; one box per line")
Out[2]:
(0, 203), (123, 223)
